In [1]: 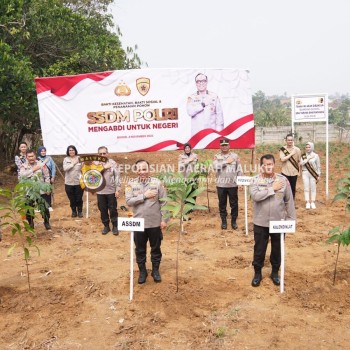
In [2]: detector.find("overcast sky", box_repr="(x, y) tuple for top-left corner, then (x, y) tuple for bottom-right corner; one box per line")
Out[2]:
(111, 0), (349, 96)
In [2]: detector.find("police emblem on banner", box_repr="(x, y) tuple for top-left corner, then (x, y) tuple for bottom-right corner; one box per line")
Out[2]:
(136, 77), (150, 96)
(114, 80), (131, 96)
(79, 155), (108, 192)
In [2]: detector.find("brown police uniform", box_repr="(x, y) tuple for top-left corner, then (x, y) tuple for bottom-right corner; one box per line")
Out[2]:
(96, 159), (121, 233)
(125, 177), (167, 280)
(20, 160), (51, 229)
(213, 151), (243, 228)
(249, 173), (296, 280)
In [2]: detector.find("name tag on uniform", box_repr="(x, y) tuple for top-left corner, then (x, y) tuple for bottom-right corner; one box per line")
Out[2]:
(269, 220), (296, 233)
(237, 176), (252, 186)
(118, 218), (144, 232)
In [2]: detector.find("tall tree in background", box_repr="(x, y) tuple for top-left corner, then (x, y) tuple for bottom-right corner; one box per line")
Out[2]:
(0, 0), (141, 162)
(329, 98), (350, 127)
(253, 90), (290, 127)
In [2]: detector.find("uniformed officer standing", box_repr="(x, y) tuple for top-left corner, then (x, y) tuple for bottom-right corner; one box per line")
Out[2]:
(178, 143), (198, 178)
(213, 138), (243, 230)
(250, 154), (296, 287)
(125, 160), (167, 284)
(187, 73), (224, 136)
(19, 149), (52, 230)
(96, 146), (121, 235)
(178, 142), (199, 208)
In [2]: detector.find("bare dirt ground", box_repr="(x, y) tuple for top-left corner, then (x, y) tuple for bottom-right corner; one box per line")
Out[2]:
(0, 144), (349, 350)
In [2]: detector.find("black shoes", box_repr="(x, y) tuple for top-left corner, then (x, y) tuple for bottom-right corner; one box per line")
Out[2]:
(251, 271), (280, 287)
(72, 211), (77, 218)
(231, 220), (238, 230)
(151, 265), (162, 283)
(138, 265), (148, 284)
(44, 222), (52, 230)
(251, 272), (262, 287)
(78, 211), (83, 218)
(112, 225), (119, 236)
(102, 225), (110, 235)
(270, 273), (280, 286)
(221, 220), (227, 230)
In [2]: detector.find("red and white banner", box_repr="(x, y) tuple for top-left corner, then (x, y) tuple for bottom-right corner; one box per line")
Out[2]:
(35, 68), (254, 155)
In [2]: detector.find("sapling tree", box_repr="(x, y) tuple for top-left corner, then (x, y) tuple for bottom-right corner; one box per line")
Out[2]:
(160, 171), (207, 292)
(196, 159), (213, 212)
(327, 172), (350, 285)
(0, 177), (51, 292)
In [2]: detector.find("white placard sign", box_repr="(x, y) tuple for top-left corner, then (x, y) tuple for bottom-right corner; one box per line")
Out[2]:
(118, 217), (144, 232)
(269, 220), (296, 233)
(292, 94), (327, 122)
(237, 176), (252, 186)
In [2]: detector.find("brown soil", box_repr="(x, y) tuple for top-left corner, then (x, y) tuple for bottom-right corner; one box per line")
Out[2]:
(1, 145), (349, 350)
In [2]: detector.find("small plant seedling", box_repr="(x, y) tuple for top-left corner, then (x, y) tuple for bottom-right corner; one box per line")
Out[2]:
(0, 177), (51, 292)
(160, 171), (207, 292)
(327, 172), (350, 284)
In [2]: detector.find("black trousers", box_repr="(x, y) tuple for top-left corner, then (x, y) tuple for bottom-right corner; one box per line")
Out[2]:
(26, 195), (50, 226)
(41, 193), (52, 208)
(282, 173), (298, 200)
(97, 193), (118, 226)
(185, 179), (198, 206)
(252, 225), (281, 271)
(217, 186), (238, 219)
(134, 227), (163, 265)
(65, 184), (84, 212)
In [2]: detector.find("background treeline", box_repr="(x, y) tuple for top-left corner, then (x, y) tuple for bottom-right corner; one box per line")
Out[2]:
(0, 0), (141, 162)
(253, 91), (350, 128)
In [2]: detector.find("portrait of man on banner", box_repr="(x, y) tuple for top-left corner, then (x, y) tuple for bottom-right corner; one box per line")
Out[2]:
(186, 73), (224, 136)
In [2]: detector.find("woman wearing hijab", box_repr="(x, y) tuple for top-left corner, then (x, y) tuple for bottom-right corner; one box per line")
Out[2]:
(178, 143), (198, 178)
(300, 142), (321, 209)
(178, 143), (199, 211)
(38, 146), (56, 211)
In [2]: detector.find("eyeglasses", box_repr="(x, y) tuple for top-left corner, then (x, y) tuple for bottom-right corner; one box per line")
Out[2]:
(99, 152), (107, 155)
(196, 80), (207, 84)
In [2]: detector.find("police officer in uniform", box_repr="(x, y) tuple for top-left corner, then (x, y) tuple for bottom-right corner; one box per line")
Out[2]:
(250, 154), (296, 287)
(187, 73), (224, 136)
(178, 142), (199, 209)
(213, 138), (243, 230)
(125, 160), (168, 284)
(96, 146), (121, 235)
(19, 149), (52, 230)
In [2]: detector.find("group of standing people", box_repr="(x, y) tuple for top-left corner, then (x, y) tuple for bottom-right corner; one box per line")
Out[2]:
(13, 135), (321, 288)
(279, 134), (321, 209)
(16, 142), (56, 230)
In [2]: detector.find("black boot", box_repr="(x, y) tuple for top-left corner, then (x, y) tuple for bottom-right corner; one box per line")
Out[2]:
(251, 269), (262, 287)
(151, 263), (161, 283)
(221, 216), (227, 230)
(71, 208), (77, 218)
(138, 264), (148, 284)
(27, 216), (34, 229)
(231, 218), (238, 230)
(77, 207), (83, 218)
(112, 223), (119, 236)
(44, 221), (51, 230)
(102, 224), (110, 235)
(270, 268), (280, 286)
